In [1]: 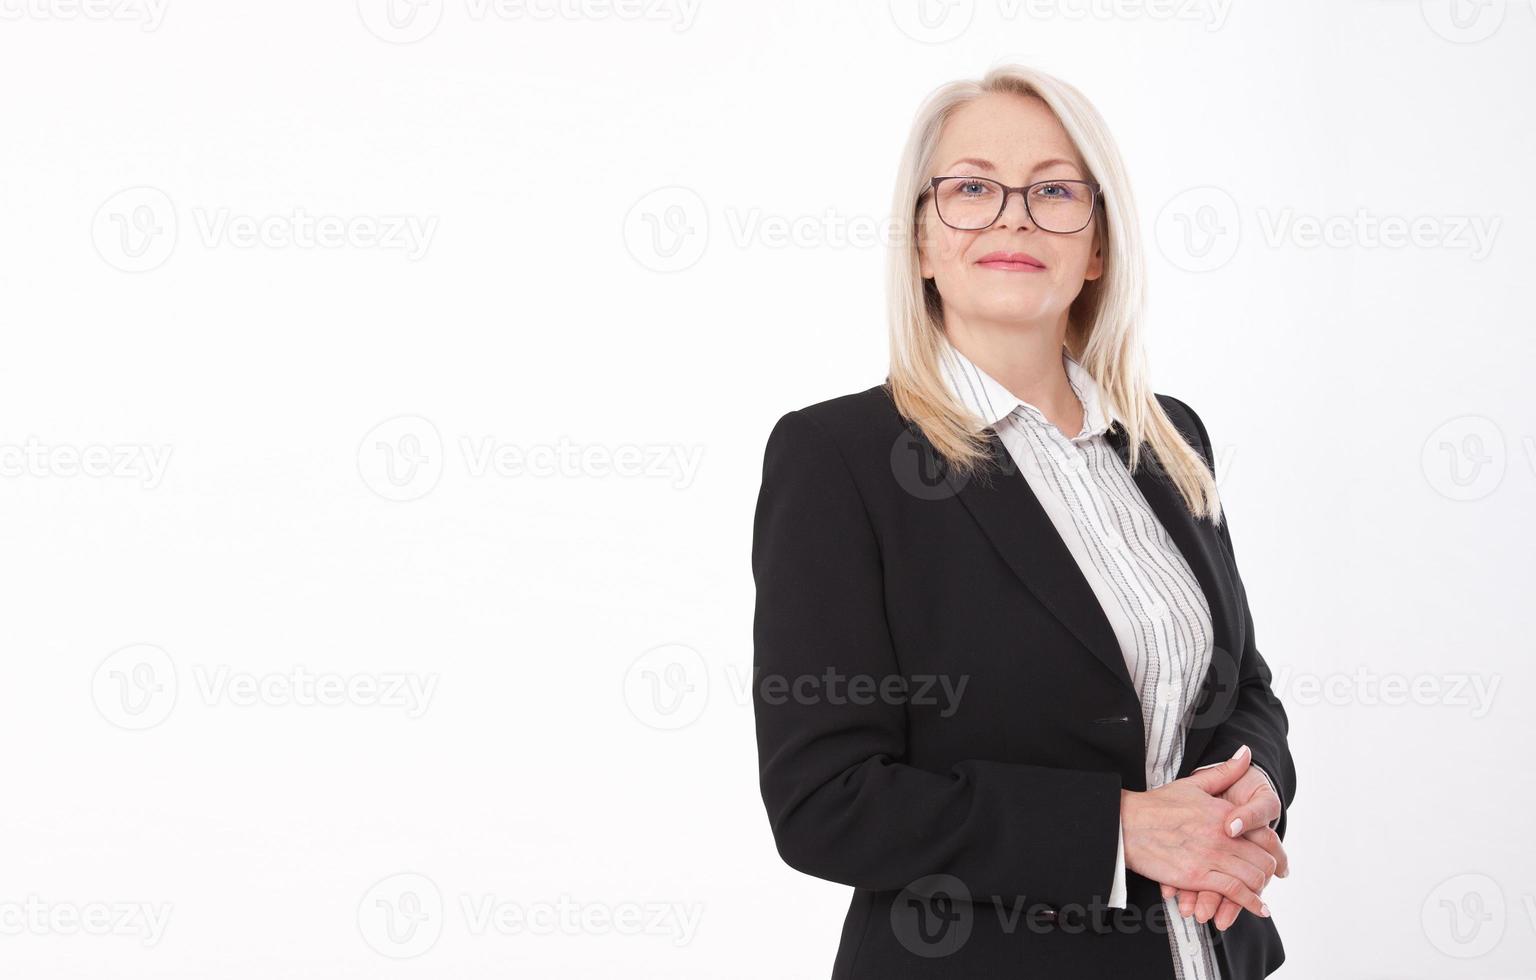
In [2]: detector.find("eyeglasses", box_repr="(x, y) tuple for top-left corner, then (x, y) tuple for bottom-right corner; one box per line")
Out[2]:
(919, 176), (1102, 234)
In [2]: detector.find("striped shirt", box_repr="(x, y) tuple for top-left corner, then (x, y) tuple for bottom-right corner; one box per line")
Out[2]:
(937, 337), (1223, 980)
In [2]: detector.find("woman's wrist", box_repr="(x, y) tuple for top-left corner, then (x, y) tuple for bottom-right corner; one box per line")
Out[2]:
(1119, 788), (1140, 828)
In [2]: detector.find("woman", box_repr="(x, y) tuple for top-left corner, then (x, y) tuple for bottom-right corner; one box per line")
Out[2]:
(751, 66), (1296, 979)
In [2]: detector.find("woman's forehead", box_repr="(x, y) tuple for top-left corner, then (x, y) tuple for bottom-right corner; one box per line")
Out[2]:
(935, 97), (1084, 174)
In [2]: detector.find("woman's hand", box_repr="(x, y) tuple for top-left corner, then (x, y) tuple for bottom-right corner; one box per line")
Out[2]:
(1160, 764), (1289, 931)
(1120, 745), (1279, 921)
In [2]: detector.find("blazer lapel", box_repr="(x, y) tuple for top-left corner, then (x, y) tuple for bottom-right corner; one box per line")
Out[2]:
(939, 427), (1135, 697)
(934, 420), (1246, 727)
(1104, 422), (1246, 758)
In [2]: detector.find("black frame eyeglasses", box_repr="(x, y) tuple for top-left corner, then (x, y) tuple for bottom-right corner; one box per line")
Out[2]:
(919, 176), (1103, 234)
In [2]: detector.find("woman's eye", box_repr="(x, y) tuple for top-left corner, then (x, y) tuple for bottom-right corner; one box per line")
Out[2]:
(959, 182), (989, 195)
(1034, 182), (1075, 199)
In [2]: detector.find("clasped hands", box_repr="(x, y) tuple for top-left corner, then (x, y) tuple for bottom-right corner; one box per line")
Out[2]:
(1120, 744), (1289, 932)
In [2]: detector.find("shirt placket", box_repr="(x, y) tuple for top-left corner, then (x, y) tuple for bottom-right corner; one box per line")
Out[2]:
(981, 385), (1218, 980)
(1066, 434), (1214, 980)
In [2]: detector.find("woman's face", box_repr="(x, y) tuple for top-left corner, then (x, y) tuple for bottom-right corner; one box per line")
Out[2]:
(917, 92), (1104, 330)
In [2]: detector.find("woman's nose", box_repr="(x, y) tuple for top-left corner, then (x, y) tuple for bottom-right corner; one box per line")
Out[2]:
(993, 189), (1036, 230)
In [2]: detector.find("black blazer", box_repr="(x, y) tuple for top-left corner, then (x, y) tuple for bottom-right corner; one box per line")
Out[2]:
(751, 382), (1296, 979)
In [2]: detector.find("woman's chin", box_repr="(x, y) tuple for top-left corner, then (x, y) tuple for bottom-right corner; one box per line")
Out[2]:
(971, 295), (1066, 325)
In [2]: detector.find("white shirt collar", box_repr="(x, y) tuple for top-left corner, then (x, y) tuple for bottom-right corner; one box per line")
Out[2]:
(937, 335), (1118, 441)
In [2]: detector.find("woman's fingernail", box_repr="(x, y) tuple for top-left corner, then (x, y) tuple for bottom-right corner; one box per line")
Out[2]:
(1232, 744), (1249, 761)
(1260, 903), (1271, 917)
(1228, 818), (1244, 837)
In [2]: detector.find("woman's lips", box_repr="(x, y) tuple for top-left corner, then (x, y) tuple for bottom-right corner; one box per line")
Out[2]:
(977, 259), (1045, 271)
(975, 251), (1046, 271)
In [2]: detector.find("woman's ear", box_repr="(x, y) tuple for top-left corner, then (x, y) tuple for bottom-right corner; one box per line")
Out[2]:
(1084, 226), (1104, 282)
(915, 211), (934, 280)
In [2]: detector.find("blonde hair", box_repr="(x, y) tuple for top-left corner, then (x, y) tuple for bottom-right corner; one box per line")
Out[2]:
(885, 64), (1222, 523)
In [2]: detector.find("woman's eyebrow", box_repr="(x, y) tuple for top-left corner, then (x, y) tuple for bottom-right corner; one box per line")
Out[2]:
(944, 157), (998, 172)
(941, 156), (1083, 176)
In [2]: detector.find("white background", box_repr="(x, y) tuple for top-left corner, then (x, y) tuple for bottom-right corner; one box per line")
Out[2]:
(1, 1), (1533, 977)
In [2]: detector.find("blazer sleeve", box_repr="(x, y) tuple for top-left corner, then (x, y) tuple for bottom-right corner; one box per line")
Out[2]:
(751, 408), (1122, 904)
(1171, 397), (1298, 841)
